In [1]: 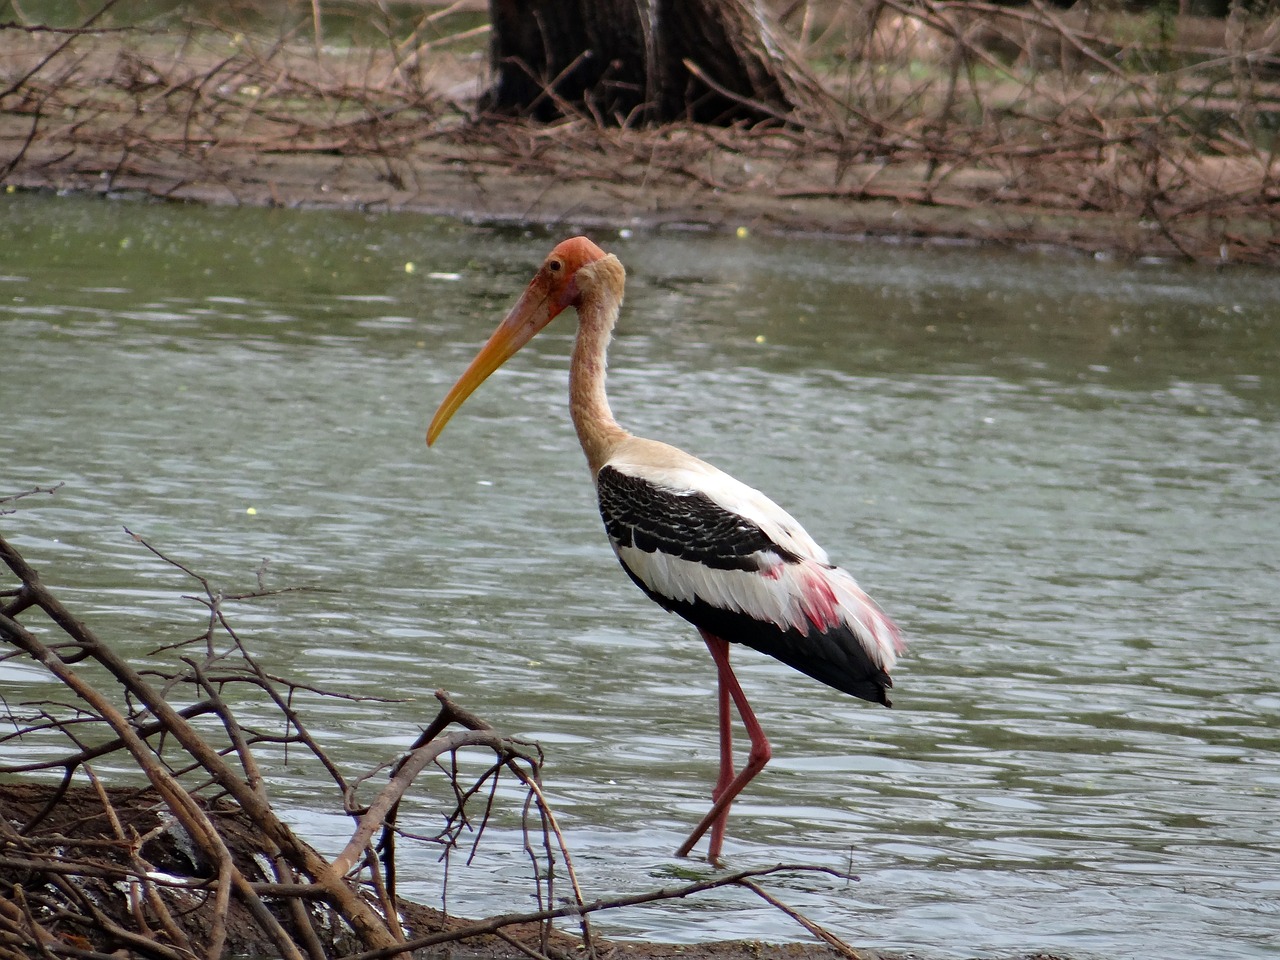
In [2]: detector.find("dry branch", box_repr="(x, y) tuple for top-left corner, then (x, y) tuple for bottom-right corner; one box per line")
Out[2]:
(2, 485), (878, 957)
(343, 863), (867, 960)
(334, 728), (522, 875)
(0, 532), (386, 958)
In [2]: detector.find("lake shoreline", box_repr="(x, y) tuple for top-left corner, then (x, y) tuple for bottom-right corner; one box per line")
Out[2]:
(3, 21), (1277, 268)
(1, 120), (1262, 268)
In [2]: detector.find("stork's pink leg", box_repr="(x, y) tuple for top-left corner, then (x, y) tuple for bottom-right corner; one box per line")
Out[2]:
(675, 631), (772, 864)
(707, 635), (736, 858)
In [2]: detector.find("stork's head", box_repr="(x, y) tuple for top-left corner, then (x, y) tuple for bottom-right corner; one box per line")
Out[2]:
(426, 237), (609, 446)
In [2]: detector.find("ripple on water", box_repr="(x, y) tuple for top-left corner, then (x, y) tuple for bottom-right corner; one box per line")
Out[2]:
(3, 201), (1279, 959)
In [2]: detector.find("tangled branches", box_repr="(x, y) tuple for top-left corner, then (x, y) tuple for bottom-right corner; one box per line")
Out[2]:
(0, 493), (537, 956)
(1, 1), (1277, 261)
(0, 485), (871, 959)
(801, 0), (1280, 260)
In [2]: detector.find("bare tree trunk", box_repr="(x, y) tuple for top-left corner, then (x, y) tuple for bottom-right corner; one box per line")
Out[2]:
(483, 0), (819, 125)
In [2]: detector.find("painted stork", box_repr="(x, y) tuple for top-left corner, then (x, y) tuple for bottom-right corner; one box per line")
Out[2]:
(427, 237), (903, 864)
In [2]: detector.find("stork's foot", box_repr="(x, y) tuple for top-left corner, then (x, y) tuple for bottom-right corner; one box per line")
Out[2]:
(674, 734), (771, 864)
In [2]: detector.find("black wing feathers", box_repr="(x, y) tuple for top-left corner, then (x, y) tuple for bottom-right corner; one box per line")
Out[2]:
(597, 465), (799, 571)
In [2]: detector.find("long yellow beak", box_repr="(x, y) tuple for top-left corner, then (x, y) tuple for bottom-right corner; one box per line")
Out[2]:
(426, 280), (560, 446)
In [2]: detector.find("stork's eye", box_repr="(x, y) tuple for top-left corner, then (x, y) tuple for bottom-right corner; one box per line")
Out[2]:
(548, 258), (563, 272)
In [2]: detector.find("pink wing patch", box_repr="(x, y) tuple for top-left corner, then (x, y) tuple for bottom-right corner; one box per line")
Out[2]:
(794, 560), (906, 666)
(799, 568), (841, 632)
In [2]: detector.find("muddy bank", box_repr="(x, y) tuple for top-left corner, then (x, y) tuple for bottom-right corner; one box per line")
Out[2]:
(2, 17), (1277, 264)
(2, 110), (1268, 264)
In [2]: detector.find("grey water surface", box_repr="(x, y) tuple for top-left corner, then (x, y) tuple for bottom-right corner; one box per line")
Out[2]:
(3, 194), (1278, 959)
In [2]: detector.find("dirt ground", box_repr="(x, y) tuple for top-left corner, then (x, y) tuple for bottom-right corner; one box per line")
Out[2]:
(0, 113), (1149, 256)
(2, 22), (1276, 264)
(3, 105), (1265, 264)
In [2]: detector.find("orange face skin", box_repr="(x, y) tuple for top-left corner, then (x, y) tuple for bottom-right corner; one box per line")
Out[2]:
(427, 237), (608, 447)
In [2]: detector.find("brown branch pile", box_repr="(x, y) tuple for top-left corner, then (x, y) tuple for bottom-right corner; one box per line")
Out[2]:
(440, 0), (1279, 262)
(795, 0), (1280, 261)
(0, 1), (467, 196)
(0, 488), (548, 957)
(0, 485), (874, 959)
(1, 2), (1276, 253)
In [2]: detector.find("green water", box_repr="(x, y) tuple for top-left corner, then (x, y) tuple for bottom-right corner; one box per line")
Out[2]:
(2, 193), (1278, 958)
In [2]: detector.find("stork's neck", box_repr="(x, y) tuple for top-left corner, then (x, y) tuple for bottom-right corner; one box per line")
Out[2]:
(569, 261), (631, 475)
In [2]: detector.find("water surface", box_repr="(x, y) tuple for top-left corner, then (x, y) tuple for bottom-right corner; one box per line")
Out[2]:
(2, 194), (1278, 959)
